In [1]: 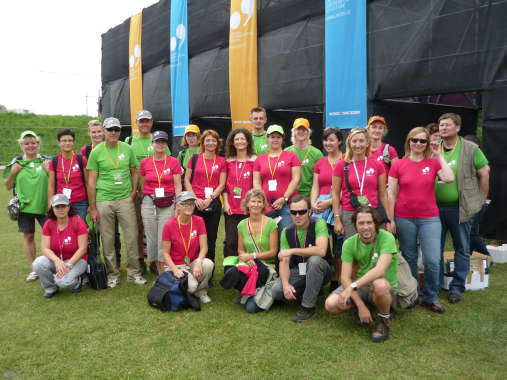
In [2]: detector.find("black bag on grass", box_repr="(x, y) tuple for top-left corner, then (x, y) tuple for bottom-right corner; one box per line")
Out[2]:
(87, 226), (108, 290)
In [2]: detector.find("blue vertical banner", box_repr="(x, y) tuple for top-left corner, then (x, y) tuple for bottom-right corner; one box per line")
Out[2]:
(325, 0), (367, 128)
(170, 0), (189, 137)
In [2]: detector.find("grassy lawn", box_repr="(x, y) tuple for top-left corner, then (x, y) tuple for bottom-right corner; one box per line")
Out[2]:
(0, 183), (505, 379)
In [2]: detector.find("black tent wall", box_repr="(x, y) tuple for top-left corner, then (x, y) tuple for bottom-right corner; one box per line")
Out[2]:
(101, 0), (507, 239)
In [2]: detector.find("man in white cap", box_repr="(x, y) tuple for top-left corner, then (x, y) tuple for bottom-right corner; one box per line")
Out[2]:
(87, 117), (147, 287)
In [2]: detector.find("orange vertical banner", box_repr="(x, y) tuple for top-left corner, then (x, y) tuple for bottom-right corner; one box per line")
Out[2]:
(129, 12), (143, 136)
(229, 0), (258, 129)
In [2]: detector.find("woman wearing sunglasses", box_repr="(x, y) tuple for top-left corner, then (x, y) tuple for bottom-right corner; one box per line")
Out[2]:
(388, 127), (453, 313)
(332, 128), (391, 239)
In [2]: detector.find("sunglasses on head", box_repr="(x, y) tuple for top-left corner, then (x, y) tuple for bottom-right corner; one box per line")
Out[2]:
(409, 138), (428, 144)
(106, 127), (121, 132)
(290, 209), (308, 216)
(350, 127), (367, 133)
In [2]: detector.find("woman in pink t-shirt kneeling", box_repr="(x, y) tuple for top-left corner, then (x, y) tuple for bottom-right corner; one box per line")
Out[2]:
(33, 194), (89, 298)
(161, 191), (214, 304)
(388, 127), (453, 314)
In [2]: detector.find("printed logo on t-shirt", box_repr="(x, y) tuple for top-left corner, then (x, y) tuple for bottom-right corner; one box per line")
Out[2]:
(35, 165), (43, 171)
(243, 171), (251, 178)
(278, 160), (285, 168)
(213, 164), (219, 170)
(448, 159), (456, 167)
(29, 162), (35, 168)
(303, 158), (309, 165)
(422, 166), (430, 175)
(72, 164), (80, 172)
(118, 153), (126, 160)
(63, 236), (72, 245)
(163, 168), (171, 175)
(261, 144), (268, 150)
(376, 156), (383, 161)
(147, 146), (153, 152)
(191, 230), (198, 239)
(365, 168), (375, 176)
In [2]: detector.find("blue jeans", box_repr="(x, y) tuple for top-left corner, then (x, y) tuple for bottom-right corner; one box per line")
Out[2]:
(396, 217), (442, 304)
(245, 297), (263, 313)
(71, 201), (88, 222)
(439, 204), (472, 295)
(267, 205), (292, 234)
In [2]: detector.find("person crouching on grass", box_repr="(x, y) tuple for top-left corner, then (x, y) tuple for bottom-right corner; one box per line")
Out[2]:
(325, 206), (398, 343)
(161, 191), (214, 304)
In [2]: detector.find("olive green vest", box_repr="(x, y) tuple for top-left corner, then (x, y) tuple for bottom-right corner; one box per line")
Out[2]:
(457, 139), (483, 223)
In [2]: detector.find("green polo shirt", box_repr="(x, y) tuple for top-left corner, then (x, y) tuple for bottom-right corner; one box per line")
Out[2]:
(285, 145), (323, 196)
(252, 133), (269, 156)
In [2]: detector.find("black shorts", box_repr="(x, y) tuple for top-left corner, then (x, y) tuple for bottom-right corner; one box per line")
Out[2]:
(18, 212), (46, 233)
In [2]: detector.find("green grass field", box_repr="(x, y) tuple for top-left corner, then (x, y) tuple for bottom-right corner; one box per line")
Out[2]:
(0, 183), (505, 379)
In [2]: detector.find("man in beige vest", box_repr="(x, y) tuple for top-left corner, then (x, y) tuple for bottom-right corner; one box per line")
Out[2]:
(436, 113), (489, 304)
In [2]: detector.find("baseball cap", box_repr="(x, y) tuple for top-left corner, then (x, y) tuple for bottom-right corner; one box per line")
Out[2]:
(19, 130), (38, 139)
(367, 116), (387, 126)
(266, 124), (285, 136)
(184, 124), (200, 135)
(292, 118), (310, 129)
(103, 117), (121, 129)
(136, 110), (153, 121)
(176, 191), (197, 204)
(51, 194), (70, 207)
(152, 130), (169, 142)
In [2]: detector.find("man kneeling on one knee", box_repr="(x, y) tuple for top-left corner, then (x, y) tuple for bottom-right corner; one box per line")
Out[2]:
(272, 195), (332, 322)
(325, 206), (398, 343)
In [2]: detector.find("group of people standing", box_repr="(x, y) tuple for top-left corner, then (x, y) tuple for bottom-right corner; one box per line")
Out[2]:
(4, 107), (489, 343)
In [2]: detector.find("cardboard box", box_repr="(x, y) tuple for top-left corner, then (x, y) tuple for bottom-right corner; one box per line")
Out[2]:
(487, 245), (507, 264)
(442, 251), (491, 291)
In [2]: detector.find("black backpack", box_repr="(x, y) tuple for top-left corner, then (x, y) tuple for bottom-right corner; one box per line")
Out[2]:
(86, 228), (108, 290)
(51, 154), (85, 192)
(147, 271), (201, 312)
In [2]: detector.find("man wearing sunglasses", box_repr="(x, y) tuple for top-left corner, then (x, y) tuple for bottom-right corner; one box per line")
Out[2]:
(87, 117), (147, 288)
(272, 195), (332, 322)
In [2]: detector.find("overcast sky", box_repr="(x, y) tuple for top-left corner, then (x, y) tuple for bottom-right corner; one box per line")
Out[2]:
(0, 0), (158, 116)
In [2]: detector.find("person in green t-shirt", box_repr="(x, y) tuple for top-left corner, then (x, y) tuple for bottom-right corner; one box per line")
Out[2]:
(325, 206), (398, 343)
(177, 124), (202, 170)
(435, 113), (490, 305)
(285, 118), (323, 197)
(4, 130), (50, 282)
(271, 195), (331, 322)
(87, 117), (146, 288)
(250, 106), (269, 155)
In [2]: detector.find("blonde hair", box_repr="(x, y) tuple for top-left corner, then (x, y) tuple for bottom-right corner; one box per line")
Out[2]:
(404, 127), (431, 158)
(88, 120), (101, 129)
(18, 134), (42, 158)
(242, 189), (268, 215)
(290, 128), (313, 145)
(345, 128), (371, 161)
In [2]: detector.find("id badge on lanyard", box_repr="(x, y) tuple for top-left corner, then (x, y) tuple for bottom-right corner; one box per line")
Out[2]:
(268, 179), (277, 191)
(155, 187), (165, 198)
(62, 188), (72, 199)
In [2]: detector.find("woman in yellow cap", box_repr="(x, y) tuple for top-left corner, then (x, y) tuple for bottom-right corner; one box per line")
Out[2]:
(177, 124), (202, 170)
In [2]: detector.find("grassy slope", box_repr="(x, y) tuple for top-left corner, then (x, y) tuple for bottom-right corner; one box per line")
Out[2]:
(0, 112), (94, 165)
(0, 183), (505, 379)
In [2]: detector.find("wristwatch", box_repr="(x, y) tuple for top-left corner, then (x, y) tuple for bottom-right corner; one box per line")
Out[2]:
(283, 196), (289, 203)
(66, 263), (74, 269)
(350, 281), (358, 290)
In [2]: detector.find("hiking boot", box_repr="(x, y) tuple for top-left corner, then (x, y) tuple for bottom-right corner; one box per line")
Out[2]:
(421, 301), (445, 314)
(127, 275), (147, 285)
(371, 316), (390, 343)
(448, 292), (462, 304)
(26, 271), (38, 282)
(107, 276), (120, 288)
(292, 306), (316, 323)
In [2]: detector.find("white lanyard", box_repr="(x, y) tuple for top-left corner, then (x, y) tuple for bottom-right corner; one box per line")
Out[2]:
(352, 158), (367, 196)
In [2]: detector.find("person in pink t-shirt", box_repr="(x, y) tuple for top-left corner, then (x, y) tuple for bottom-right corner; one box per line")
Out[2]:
(311, 127), (344, 292)
(253, 124), (301, 232)
(162, 191), (214, 304)
(367, 116), (398, 176)
(223, 128), (256, 257)
(332, 127), (392, 239)
(388, 127), (453, 314)
(140, 131), (183, 274)
(184, 129), (226, 266)
(48, 129), (89, 221)
(32, 194), (89, 298)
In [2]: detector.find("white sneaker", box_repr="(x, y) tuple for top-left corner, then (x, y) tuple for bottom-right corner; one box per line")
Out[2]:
(26, 271), (38, 282)
(107, 276), (120, 288)
(127, 275), (147, 285)
(198, 293), (212, 304)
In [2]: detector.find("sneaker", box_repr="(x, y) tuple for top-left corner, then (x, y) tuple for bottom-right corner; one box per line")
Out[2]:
(107, 276), (120, 288)
(371, 316), (390, 343)
(127, 275), (147, 286)
(43, 289), (59, 299)
(420, 301), (445, 314)
(26, 271), (38, 282)
(448, 292), (462, 304)
(198, 293), (212, 304)
(291, 306), (316, 323)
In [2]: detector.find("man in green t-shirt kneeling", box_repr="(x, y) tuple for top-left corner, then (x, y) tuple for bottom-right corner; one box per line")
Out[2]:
(272, 195), (332, 322)
(325, 206), (398, 343)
